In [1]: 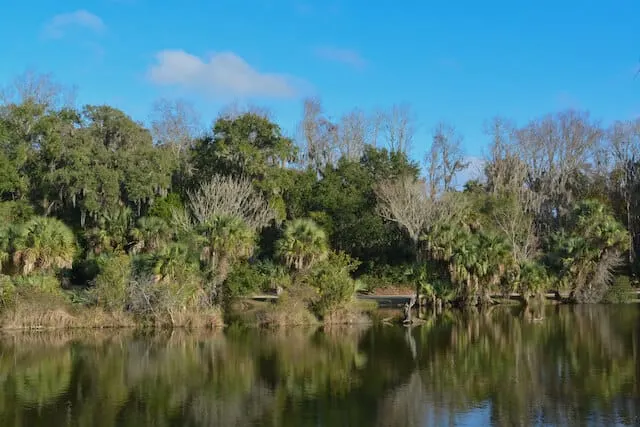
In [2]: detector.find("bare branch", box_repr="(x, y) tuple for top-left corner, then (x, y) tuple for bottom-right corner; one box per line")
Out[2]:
(379, 103), (416, 154)
(0, 69), (76, 110)
(150, 98), (201, 153)
(375, 177), (432, 243)
(187, 174), (274, 230)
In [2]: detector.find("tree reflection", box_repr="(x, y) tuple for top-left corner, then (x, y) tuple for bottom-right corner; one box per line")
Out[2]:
(0, 305), (637, 426)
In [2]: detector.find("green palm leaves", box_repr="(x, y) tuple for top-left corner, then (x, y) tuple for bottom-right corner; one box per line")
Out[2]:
(276, 219), (329, 272)
(11, 217), (76, 275)
(197, 214), (255, 291)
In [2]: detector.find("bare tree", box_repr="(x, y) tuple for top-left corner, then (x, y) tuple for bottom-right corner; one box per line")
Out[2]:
(369, 108), (385, 148)
(187, 174), (274, 230)
(425, 122), (468, 198)
(0, 69), (76, 110)
(375, 177), (432, 246)
(516, 110), (602, 224)
(380, 103), (416, 154)
(337, 108), (368, 161)
(607, 119), (640, 263)
(150, 98), (201, 154)
(298, 97), (339, 172)
(483, 117), (542, 262)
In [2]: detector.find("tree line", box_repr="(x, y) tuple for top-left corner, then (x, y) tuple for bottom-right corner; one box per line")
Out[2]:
(0, 71), (637, 327)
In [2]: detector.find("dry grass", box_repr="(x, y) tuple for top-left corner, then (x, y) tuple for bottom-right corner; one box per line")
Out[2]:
(0, 297), (224, 330)
(321, 300), (376, 325)
(0, 303), (136, 330)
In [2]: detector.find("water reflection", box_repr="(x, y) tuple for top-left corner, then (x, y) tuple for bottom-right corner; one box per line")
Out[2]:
(0, 305), (638, 426)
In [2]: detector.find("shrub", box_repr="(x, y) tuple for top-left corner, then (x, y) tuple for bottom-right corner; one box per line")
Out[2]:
(603, 275), (635, 304)
(89, 254), (132, 311)
(0, 275), (16, 308)
(148, 193), (184, 222)
(12, 273), (64, 296)
(303, 251), (360, 318)
(224, 260), (291, 299)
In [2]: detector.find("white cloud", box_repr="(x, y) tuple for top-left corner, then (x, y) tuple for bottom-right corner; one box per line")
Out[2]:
(43, 10), (106, 39)
(315, 46), (367, 69)
(148, 50), (299, 98)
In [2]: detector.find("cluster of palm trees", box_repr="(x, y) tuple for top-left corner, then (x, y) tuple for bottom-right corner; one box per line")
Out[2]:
(0, 216), (76, 277)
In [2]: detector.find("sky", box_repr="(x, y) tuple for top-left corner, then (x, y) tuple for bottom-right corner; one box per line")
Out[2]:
(1, 0), (639, 171)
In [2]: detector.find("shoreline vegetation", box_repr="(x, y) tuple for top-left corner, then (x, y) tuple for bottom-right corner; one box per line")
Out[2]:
(1, 71), (639, 329)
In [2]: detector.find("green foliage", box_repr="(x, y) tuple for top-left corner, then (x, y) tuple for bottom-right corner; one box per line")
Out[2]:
(0, 200), (34, 223)
(0, 275), (16, 307)
(603, 276), (635, 304)
(11, 216), (77, 275)
(303, 251), (361, 318)
(546, 200), (629, 303)
(191, 113), (297, 221)
(197, 215), (256, 275)
(276, 218), (328, 271)
(12, 273), (64, 296)
(89, 254), (132, 311)
(224, 260), (291, 299)
(517, 261), (551, 298)
(148, 193), (184, 222)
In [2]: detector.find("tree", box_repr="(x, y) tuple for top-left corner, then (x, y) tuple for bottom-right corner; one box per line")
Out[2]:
(150, 98), (201, 154)
(546, 200), (629, 303)
(298, 97), (340, 173)
(516, 110), (602, 226)
(379, 103), (416, 154)
(375, 177), (432, 246)
(197, 215), (255, 301)
(607, 119), (640, 266)
(425, 122), (468, 197)
(130, 216), (172, 254)
(187, 174), (274, 231)
(0, 69), (76, 112)
(11, 216), (76, 275)
(276, 218), (329, 271)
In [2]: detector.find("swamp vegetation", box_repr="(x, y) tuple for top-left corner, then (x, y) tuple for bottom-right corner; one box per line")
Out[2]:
(0, 71), (638, 328)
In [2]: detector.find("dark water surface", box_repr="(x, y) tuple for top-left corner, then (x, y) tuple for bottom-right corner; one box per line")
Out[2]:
(0, 304), (638, 426)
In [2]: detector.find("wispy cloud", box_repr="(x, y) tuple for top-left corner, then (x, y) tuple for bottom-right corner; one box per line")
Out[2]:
(314, 46), (367, 69)
(148, 50), (301, 99)
(43, 10), (106, 39)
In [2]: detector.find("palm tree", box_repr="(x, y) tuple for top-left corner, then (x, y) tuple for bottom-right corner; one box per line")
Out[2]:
(276, 218), (329, 271)
(151, 242), (196, 281)
(12, 217), (76, 275)
(83, 206), (133, 255)
(197, 215), (255, 298)
(130, 216), (172, 254)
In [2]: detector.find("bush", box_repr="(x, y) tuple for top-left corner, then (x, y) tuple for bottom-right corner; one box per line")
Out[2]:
(0, 275), (16, 308)
(126, 272), (209, 326)
(0, 200), (34, 223)
(224, 260), (291, 299)
(357, 263), (415, 292)
(147, 193), (184, 222)
(303, 251), (360, 318)
(12, 273), (64, 296)
(89, 254), (132, 311)
(224, 262), (265, 298)
(603, 275), (635, 304)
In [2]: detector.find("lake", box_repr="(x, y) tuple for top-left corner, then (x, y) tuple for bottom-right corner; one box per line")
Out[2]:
(0, 304), (638, 426)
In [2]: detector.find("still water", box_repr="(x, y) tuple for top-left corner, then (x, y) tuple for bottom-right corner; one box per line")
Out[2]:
(0, 305), (638, 427)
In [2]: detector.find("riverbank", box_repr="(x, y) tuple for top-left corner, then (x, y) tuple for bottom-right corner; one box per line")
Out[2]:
(1, 289), (638, 330)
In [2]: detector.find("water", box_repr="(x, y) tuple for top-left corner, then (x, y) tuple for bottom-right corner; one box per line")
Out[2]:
(0, 304), (638, 426)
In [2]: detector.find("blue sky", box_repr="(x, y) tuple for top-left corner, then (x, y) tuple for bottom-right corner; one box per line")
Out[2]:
(1, 0), (639, 166)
